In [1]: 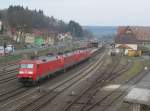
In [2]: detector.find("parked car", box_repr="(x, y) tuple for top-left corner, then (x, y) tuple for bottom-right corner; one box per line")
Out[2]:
(6, 45), (15, 53)
(0, 45), (15, 55)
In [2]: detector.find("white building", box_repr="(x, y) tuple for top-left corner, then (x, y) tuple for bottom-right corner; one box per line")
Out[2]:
(25, 33), (35, 44)
(115, 27), (138, 55)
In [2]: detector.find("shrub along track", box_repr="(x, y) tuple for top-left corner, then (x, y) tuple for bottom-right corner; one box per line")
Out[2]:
(0, 48), (105, 111)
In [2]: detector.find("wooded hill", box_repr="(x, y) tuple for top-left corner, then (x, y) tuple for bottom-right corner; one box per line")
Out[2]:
(0, 5), (85, 37)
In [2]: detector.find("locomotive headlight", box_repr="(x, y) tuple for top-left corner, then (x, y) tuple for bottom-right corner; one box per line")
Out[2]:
(28, 71), (33, 74)
(19, 71), (24, 74)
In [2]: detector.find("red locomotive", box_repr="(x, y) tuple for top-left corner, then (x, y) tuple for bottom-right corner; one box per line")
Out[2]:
(17, 49), (92, 85)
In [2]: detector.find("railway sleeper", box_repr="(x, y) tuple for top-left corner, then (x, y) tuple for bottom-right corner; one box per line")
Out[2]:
(66, 100), (93, 105)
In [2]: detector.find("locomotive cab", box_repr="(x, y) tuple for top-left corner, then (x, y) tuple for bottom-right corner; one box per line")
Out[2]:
(17, 61), (36, 84)
(19, 64), (34, 75)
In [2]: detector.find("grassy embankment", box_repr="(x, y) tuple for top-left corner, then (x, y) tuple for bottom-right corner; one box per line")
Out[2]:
(119, 56), (149, 111)
(123, 60), (144, 81)
(114, 56), (147, 84)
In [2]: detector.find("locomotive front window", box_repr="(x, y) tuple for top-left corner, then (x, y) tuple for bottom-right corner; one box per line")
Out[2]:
(20, 64), (34, 68)
(28, 64), (34, 68)
(20, 64), (27, 68)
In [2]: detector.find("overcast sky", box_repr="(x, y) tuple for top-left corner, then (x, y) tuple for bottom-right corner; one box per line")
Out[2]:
(1, 0), (150, 26)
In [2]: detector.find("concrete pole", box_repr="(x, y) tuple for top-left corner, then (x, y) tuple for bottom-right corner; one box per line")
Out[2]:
(131, 104), (141, 111)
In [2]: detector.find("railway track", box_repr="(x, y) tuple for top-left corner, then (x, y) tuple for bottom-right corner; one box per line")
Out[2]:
(0, 48), (105, 111)
(0, 48), (147, 111)
(0, 64), (18, 84)
(0, 87), (28, 103)
(0, 62), (18, 84)
(0, 61), (18, 71)
(61, 59), (147, 111)
(0, 70), (17, 84)
(61, 56), (131, 111)
(0, 76), (17, 84)
(0, 68), (17, 76)
(80, 67), (131, 111)
(11, 49), (106, 111)
(0, 56), (98, 105)
(98, 68), (149, 111)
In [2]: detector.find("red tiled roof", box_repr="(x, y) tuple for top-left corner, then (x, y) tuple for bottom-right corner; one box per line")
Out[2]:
(116, 26), (150, 44)
(115, 26), (137, 44)
(131, 27), (150, 42)
(116, 44), (133, 49)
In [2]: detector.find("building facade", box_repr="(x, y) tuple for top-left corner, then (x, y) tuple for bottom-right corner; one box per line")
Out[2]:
(25, 33), (35, 44)
(115, 26), (150, 54)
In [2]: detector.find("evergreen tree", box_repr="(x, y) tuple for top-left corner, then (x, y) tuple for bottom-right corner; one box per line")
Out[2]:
(0, 5), (90, 38)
